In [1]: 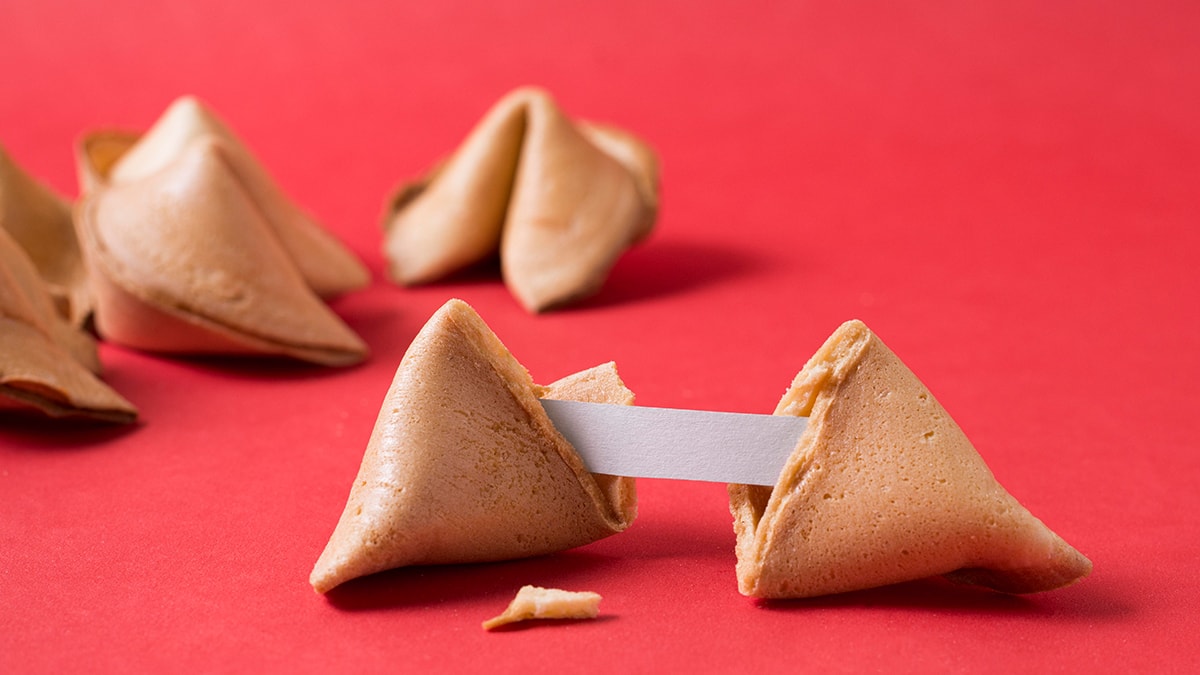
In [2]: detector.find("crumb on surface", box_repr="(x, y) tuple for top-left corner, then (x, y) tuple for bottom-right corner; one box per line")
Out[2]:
(482, 585), (602, 631)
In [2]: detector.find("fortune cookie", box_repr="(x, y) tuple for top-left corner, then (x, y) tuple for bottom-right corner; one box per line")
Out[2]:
(311, 299), (637, 593)
(0, 145), (91, 327)
(729, 320), (1091, 598)
(383, 87), (659, 313)
(1, 228), (136, 423)
(75, 98), (369, 366)
(79, 96), (369, 298)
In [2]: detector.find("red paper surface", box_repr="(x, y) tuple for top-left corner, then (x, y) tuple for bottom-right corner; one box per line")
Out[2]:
(2, 1), (1198, 672)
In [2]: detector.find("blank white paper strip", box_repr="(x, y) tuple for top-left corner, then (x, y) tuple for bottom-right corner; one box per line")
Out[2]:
(540, 399), (808, 486)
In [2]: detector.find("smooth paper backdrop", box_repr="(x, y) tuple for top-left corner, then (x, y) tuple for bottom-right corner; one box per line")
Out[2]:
(2, 1), (1197, 672)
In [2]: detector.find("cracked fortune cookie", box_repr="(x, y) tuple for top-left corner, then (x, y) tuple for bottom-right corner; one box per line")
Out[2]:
(0, 145), (91, 327)
(383, 87), (659, 313)
(74, 97), (369, 366)
(310, 298), (637, 593)
(1, 227), (136, 423)
(729, 320), (1091, 598)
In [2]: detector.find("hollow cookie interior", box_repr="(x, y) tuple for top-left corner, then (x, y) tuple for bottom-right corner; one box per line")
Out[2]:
(310, 298), (636, 593)
(729, 320), (1091, 599)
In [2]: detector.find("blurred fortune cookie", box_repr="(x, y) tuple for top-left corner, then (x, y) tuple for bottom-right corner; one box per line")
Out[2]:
(0, 145), (91, 327)
(383, 87), (659, 313)
(0, 226), (136, 423)
(74, 96), (369, 366)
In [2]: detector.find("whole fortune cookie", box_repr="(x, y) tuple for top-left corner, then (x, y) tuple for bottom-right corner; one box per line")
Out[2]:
(74, 97), (369, 366)
(383, 87), (660, 313)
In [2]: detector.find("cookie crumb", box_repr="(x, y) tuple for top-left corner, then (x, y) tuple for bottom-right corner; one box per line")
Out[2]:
(482, 585), (602, 630)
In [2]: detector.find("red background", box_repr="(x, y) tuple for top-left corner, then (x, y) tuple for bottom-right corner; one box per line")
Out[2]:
(3, 1), (1198, 671)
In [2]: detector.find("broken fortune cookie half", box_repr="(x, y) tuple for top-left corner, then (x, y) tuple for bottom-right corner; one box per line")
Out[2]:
(383, 87), (659, 313)
(729, 320), (1091, 599)
(1, 228), (136, 423)
(311, 298), (637, 593)
(74, 99), (368, 366)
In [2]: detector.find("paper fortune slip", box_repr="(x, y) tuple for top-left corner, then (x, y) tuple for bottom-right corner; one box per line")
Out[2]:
(539, 399), (807, 486)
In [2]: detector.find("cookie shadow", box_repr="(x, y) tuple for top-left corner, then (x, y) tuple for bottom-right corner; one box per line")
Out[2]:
(577, 239), (767, 310)
(755, 575), (1133, 621)
(322, 549), (624, 612)
(0, 410), (141, 450)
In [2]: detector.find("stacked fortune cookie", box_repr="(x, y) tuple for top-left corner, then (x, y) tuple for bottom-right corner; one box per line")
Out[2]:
(1, 146), (134, 422)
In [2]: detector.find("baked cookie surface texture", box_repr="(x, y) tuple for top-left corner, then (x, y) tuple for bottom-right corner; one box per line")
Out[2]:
(729, 320), (1091, 598)
(311, 299), (637, 593)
